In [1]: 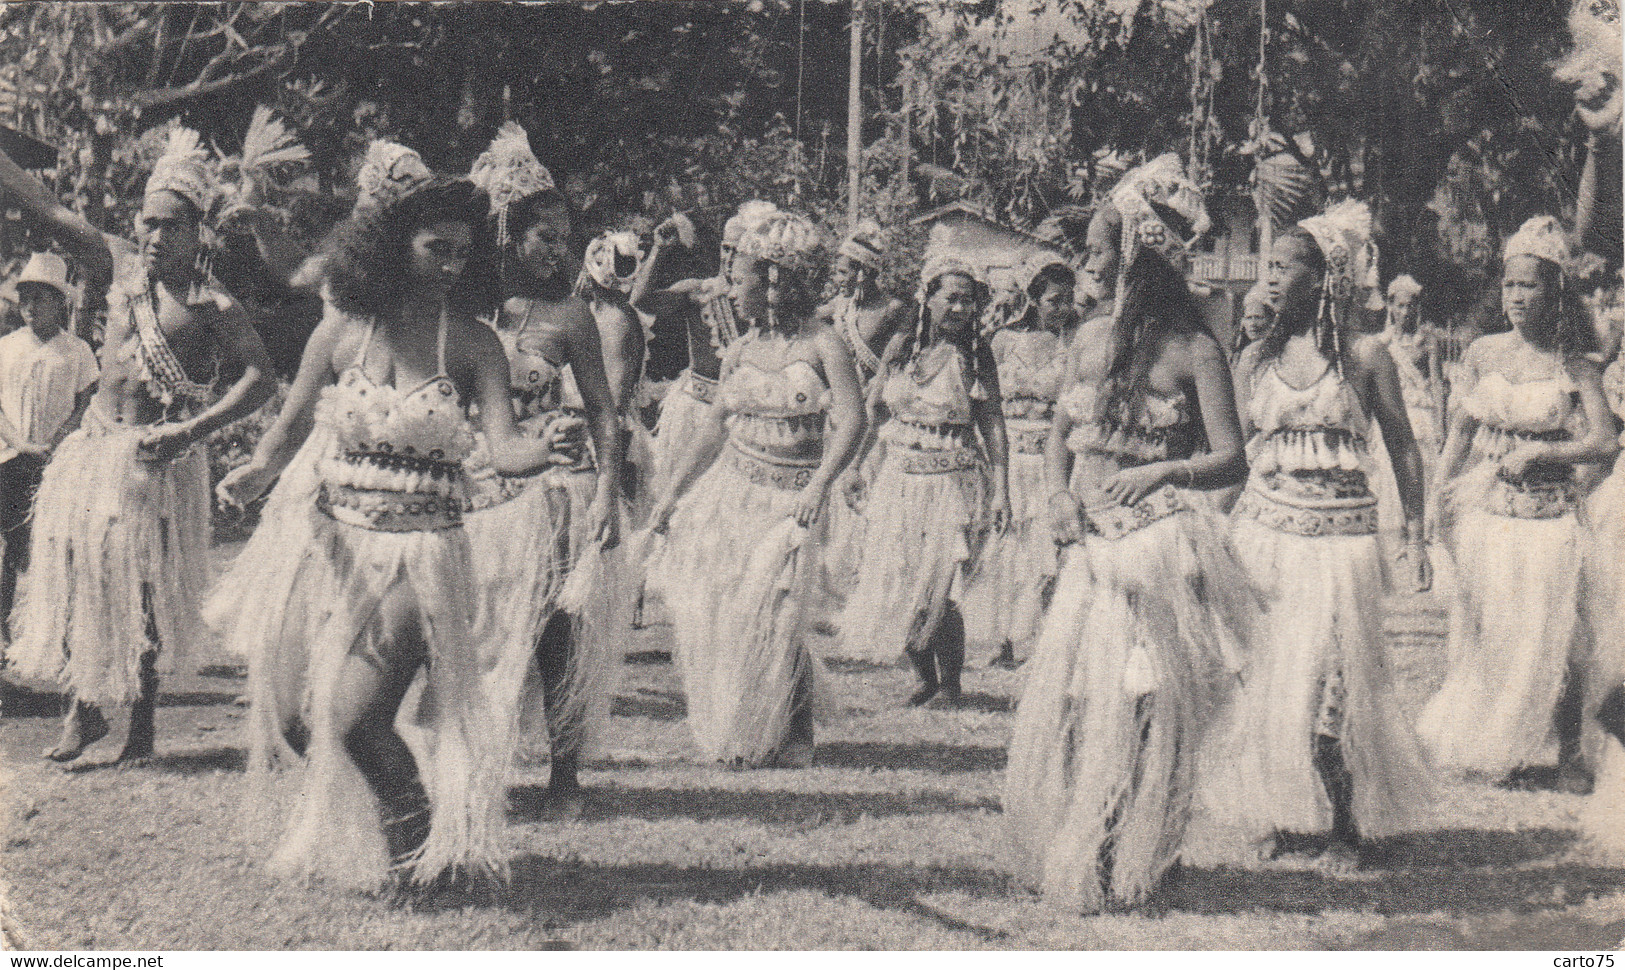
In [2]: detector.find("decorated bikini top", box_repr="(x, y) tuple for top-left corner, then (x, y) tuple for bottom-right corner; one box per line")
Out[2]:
(1459, 368), (1577, 436)
(832, 295), (885, 379)
(1058, 378), (1193, 465)
(991, 327), (1066, 419)
(322, 314), (474, 499)
(107, 258), (220, 408)
(1246, 360), (1370, 476)
(497, 326), (582, 417)
(719, 332), (830, 419)
(881, 341), (985, 429)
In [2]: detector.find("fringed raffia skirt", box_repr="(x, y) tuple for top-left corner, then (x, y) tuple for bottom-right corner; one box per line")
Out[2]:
(650, 370), (717, 496)
(963, 425), (1056, 657)
(645, 441), (823, 765)
(1004, 487), (1250, 911)
(261, 499), (512, 892)
(204, 419), (336, 769)
(1583, 456), (1625, 771)
(8, 410), (209, 706)
(1204, 475), (1437, 849)
(465, 463), (623, 765)
(1419, 472), (1582, 773)
(838, 445), (987, 663)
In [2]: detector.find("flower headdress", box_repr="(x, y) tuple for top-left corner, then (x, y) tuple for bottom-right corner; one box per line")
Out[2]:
(582, 230), (643, 294)
(737, 211), (827, 283)
(1504, 215), (1573, 275)
(837, 218), (887, 273)
(1019, 251), (1075, 298)
(1386, 274), (1422, 302)
(1108, 153), (1212, 279)
(145, 125), (217, 215)
(468, 122), (556, 250)
(354, 140), (434, 214)
(723, 201), (781, 250)
(1297, 199), (1381, 371)
(914, 250), (990, 352)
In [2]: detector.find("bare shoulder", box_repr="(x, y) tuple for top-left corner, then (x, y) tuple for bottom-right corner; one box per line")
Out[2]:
(1168, 328), (1225, 368)
(1348, 331), (1395, 369)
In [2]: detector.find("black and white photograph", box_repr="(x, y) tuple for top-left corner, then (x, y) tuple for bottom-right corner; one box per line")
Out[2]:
(0, 0), (1621, 952)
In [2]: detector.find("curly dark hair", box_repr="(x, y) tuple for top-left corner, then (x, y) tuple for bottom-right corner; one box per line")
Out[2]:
(1505, 254), (1599, 358)
(503, 188), (577, 301)
(321, 177), (500, 321)
(1099, 246), (1213, 431)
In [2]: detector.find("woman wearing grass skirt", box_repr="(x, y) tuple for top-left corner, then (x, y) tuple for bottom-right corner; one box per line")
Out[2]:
(646, 211), (865, 768)
(1004, 154), (1251, 912)
(217, 176), (574, 892)
(462, 124), (625, 815)
(838, 256), (1011, 706)
(1217, 201), (1438, 870)
(1418, 216), (1616, 790)
(962, 253), (1076, 668)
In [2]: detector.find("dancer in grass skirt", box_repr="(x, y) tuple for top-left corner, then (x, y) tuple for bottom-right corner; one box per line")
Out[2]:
(647, 210), (866, 767)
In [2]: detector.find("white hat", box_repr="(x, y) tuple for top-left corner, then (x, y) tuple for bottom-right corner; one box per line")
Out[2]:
(10, 251), (76, 303)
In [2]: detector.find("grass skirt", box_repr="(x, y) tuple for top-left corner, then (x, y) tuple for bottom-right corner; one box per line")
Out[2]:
(1004, 496), (1250, 910)
(204, 419), (336, 769)
(963, 443), (1056, 656)
(1582, 456), (1625, 771)
(651, 371), (716, 497)
(645, 450), (823, 765)
(465, 466), (623, 766)
(838, 449), (987, 663)
(8, 411), (209, 706)
(262, 509), (512, 891)
(1418, 503), (1581, 773)
(1203, 513), (1437, 848)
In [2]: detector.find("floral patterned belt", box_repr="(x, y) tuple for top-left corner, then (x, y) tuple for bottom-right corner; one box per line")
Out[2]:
(1235, 474), (1378, 537)
(1006, 419), (1049, 456)
(1082, 484), (1185, 540)
(681, 370), (719, 405)
(724, 440), (820, 491)
(1483, 475), (1576, 520)
(319, 482), (464, 532)
(895, 446), (982, 476)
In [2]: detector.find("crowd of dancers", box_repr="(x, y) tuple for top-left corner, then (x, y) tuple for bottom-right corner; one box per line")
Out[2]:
(0, 100), (1620, 912)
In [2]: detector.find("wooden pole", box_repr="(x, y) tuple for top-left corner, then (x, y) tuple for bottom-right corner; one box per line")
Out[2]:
(847, 0), (863, 229)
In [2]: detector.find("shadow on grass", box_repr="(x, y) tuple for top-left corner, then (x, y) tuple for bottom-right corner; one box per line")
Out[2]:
(624, 649), (671, 666)
(509, 782), (997, 825)
(610, 689), (686, 721)
(946, 691), (1013, 714)
(813, 741), (1006, 773)
(1, 680), (64, 718)
(436, 857), (1017, 940)
(823, 658), (900, 674)
(1159, 828), (1625, 917)
(159, 690), (241, 708)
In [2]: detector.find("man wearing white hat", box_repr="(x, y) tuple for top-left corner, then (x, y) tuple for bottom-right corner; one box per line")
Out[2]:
(0, 252), (98, 637)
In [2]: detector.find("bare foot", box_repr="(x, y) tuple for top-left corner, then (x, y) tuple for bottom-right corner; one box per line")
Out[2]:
(538, 782), (587, 821)
(925, 687), (963, 710)
(1313, 842), (1360, 877)
(114, 738), (155, 766)
(44, 704), (108, 763)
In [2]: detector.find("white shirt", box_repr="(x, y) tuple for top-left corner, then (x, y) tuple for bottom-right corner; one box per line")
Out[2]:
(0, 326), (99, 464)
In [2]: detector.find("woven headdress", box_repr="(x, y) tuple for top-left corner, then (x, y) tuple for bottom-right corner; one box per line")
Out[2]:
(582, 230), (643, 293)
(469, 122), (556, 250)
(354, 140), (434, 214)
(1504, 215), (1573, 275)
(1297, 199), (1381, 368)
(1387, 273), (1423, 302)
(145, 125), (216, 215)
(736, 210), (828, 285)
(837, 218), (887, 272)
(1109, 153), (1211, 275)
(723, 200), (781, 249)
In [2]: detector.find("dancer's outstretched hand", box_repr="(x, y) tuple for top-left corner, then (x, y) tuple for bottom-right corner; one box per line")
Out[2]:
(588, 495), (620, 550)
(989, 488), (1013, 536)
(794, 492), (823, 528)
(217, 463), (273, 510)
(137, 424), (196, 463)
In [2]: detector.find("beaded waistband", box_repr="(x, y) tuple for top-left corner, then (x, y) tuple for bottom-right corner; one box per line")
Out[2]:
(682, 371), (719, 404)
(1235, 480), (1378, 537)
(338, 448), (465, 481)
(1082, 485), (1185, 541)
(724, 440), (819, 491)
(319, 483), (464, 532)
(896, 446), (982, 476)
(1482, 476), (1576, 520)
(1007, 420), (1049, 456)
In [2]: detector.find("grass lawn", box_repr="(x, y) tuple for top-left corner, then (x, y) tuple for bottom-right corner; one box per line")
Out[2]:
(2, 582), (1623, 950)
